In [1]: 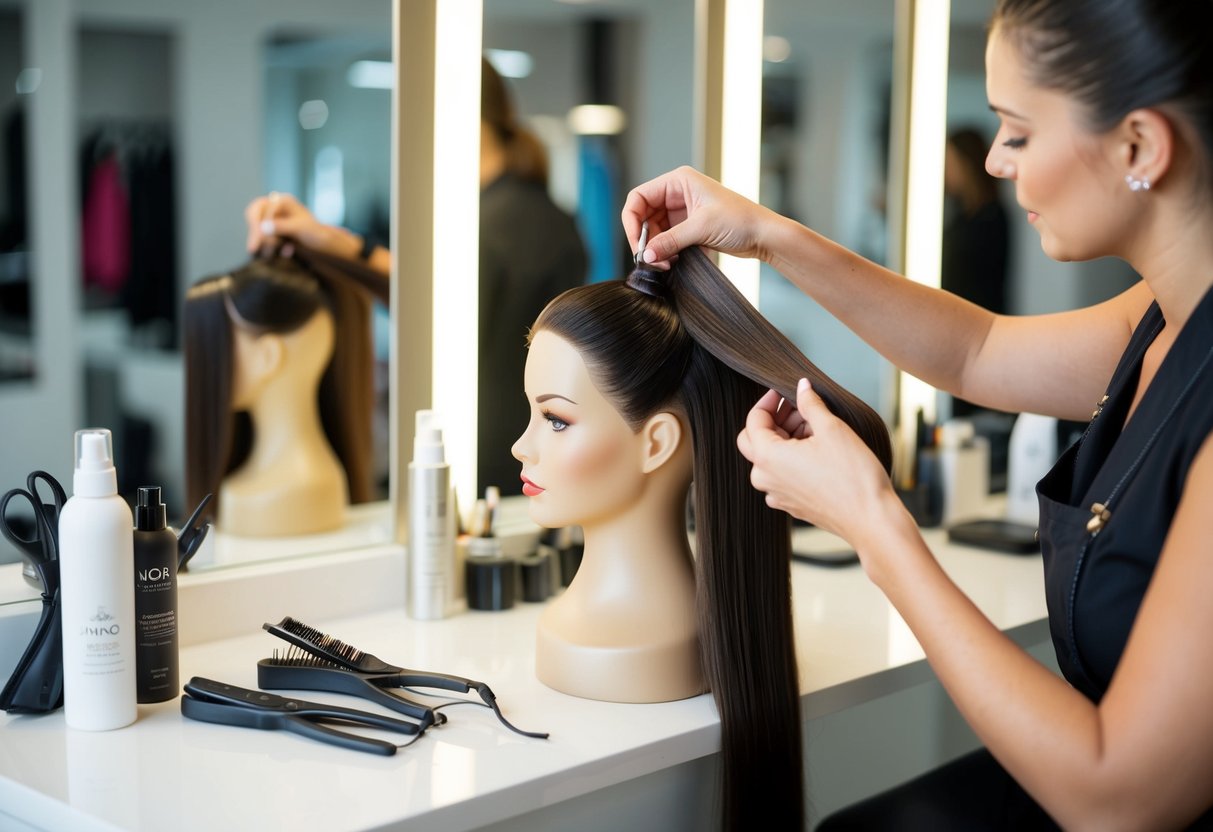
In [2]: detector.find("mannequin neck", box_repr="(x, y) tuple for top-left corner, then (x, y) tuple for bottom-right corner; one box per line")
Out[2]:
(240, 377), (334, 472)
(575, 479), (693, 593)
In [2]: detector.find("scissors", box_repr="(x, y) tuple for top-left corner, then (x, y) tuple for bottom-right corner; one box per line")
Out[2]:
(0, 471), (67, 570)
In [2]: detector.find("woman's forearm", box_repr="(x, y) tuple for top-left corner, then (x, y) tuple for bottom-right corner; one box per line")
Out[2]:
(858, 507), (1169, 831)
(762, 215), (996, 398)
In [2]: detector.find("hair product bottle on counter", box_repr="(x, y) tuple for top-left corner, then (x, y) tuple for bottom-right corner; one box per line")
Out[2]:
(408, 410), (456, 620)
(58, 428), (137, 730)
(133, 486), (179, 703)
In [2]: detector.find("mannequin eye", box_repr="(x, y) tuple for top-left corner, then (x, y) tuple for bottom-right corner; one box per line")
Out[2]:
(1002, 136), (1027, 150)
(543, 411), (569, 432)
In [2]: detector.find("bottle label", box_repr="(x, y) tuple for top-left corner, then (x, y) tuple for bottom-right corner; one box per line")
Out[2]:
(79, 606), (127, 675)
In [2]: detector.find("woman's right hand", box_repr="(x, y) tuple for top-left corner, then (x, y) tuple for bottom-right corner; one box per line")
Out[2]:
(621, 166), (780, 269)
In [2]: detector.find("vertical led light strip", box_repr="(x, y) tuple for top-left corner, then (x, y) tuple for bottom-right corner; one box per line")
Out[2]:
(432, 0), (483, 508)
(899, 0), (950, 430)
(717, 0), (763, 304)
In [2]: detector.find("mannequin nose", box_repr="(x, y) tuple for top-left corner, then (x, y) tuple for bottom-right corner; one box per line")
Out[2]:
(511, 426), (532, 463)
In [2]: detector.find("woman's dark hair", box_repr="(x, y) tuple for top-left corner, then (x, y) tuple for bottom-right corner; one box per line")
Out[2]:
(183, 251), (378, 518)
(481, 56), (549, 187)
(948, 127), (998, 206)
(992, 0), (1213, 186)
(531, 247), (893, 830)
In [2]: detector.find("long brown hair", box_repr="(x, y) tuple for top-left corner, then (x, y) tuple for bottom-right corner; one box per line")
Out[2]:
(531, 247), (892, 829)
(183, 252), (377, 520)
(481, 56), (548, 188)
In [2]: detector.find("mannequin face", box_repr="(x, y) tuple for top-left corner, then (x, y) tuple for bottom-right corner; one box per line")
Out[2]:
(512, 330), (655, 529)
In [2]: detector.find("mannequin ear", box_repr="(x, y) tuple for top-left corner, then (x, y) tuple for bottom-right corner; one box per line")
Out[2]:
(1116, 107), (1173, 186)
(249, 332), (285, 379)
(233, 327), (285, 385)
(639, 411), (684, 474)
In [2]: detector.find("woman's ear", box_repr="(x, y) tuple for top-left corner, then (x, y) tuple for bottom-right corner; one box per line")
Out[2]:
(1116, 107), (1174, 187)
(639, 411), (685, 474)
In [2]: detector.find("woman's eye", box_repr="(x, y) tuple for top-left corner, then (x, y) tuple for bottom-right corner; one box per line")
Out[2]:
(543, 412), (569, 432)
(1002, 136), (1027, 150)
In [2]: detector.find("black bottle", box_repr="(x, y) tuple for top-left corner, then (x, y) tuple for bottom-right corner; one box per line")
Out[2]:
(133, 486), (179, 703)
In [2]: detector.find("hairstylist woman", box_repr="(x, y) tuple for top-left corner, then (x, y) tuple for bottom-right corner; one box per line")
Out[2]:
(624, 1), (1213, 828)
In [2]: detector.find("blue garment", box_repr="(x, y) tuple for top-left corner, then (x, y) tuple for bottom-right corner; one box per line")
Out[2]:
(577, 136), (620, 284)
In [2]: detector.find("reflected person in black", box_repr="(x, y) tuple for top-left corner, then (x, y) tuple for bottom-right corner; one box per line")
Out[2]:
(477, 58), (588, 494)
(941, 127), (1010, 417)
(246, 58), (587, 497)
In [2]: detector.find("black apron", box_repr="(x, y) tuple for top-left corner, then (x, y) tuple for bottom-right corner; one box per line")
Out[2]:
(1037, 286), (1213, 702)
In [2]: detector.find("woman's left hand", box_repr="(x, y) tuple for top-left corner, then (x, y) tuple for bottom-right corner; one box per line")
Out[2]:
(737, 379), (903, 550)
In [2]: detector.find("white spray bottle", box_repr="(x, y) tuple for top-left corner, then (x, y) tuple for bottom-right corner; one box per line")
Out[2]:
(408, 410), (456, 619)
(58, 428), (137, 730)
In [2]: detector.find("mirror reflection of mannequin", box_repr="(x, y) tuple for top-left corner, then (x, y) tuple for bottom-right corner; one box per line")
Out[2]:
(512, 247), (892, 830)
(942, 127), (1010, 417)
(245, 58), (587, 496)
(184, 255), (377, 537)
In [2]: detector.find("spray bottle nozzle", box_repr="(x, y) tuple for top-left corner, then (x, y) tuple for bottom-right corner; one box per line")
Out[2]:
(74, 429), (114, 471)
(135, 485), (168, 531)
(413, 409), (446, 465)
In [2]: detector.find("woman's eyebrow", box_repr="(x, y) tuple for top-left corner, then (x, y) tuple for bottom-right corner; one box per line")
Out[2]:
(989, 103), (1029, 121)
(536, 393), (577, 405)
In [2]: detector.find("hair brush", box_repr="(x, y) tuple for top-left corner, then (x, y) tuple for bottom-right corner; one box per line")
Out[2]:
(262, 616), (548, 739)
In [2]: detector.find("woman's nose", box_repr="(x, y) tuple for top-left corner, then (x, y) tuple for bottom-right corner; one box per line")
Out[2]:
(986, 148), (1015, 179)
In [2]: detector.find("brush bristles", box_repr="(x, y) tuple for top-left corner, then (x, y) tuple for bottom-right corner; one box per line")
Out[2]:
(265, 646), (343, 667)
(280, 616), (366, 664)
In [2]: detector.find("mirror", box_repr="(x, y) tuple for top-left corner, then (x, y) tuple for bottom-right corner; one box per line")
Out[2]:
(944, 0), (1138, 483)
(758, 0), (899, 423)
(0, 7), (31, 386)
(477, 0), (698, 499)
(0, 0), (394, 579)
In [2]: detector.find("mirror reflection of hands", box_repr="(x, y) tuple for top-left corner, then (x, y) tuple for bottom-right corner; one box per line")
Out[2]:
(244, 192), (348, 258)
(621, 165), (779, 269)
(737, 379), (902, 554)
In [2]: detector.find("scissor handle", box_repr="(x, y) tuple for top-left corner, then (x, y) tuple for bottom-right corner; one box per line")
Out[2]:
(0, 488), (48, 564)
(26, 471), (66, 518)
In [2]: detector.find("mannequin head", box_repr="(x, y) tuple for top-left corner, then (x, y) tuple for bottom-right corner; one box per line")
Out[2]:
(518, 247), (892, 828)
(184, 254), (375, 528)
(514, 329), (690, 531)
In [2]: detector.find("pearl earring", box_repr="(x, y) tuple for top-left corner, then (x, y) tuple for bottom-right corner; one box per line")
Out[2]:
(1125, 173), (1151, 192)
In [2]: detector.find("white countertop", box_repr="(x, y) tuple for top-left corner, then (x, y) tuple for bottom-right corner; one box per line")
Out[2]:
(0, 526), (1048, 832)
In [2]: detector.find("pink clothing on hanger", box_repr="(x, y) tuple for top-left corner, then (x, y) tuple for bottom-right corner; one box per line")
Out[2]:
(81, 152), (131, 294)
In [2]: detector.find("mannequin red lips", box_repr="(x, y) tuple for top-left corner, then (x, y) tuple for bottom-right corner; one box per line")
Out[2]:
(520, 475), (544, 497)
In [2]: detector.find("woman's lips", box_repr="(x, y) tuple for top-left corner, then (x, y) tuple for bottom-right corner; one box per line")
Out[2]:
(521, 475), (544, 497)
(1027, 210), (1039, 223)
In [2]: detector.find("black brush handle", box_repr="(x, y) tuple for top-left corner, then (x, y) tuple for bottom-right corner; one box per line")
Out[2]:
(257, 661), (436, 728)
(387, 670), (477, 695)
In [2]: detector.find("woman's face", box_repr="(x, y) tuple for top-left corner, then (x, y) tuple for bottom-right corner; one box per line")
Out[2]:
(511, 330), (650, 529)
(983, 27), (1136, 262)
